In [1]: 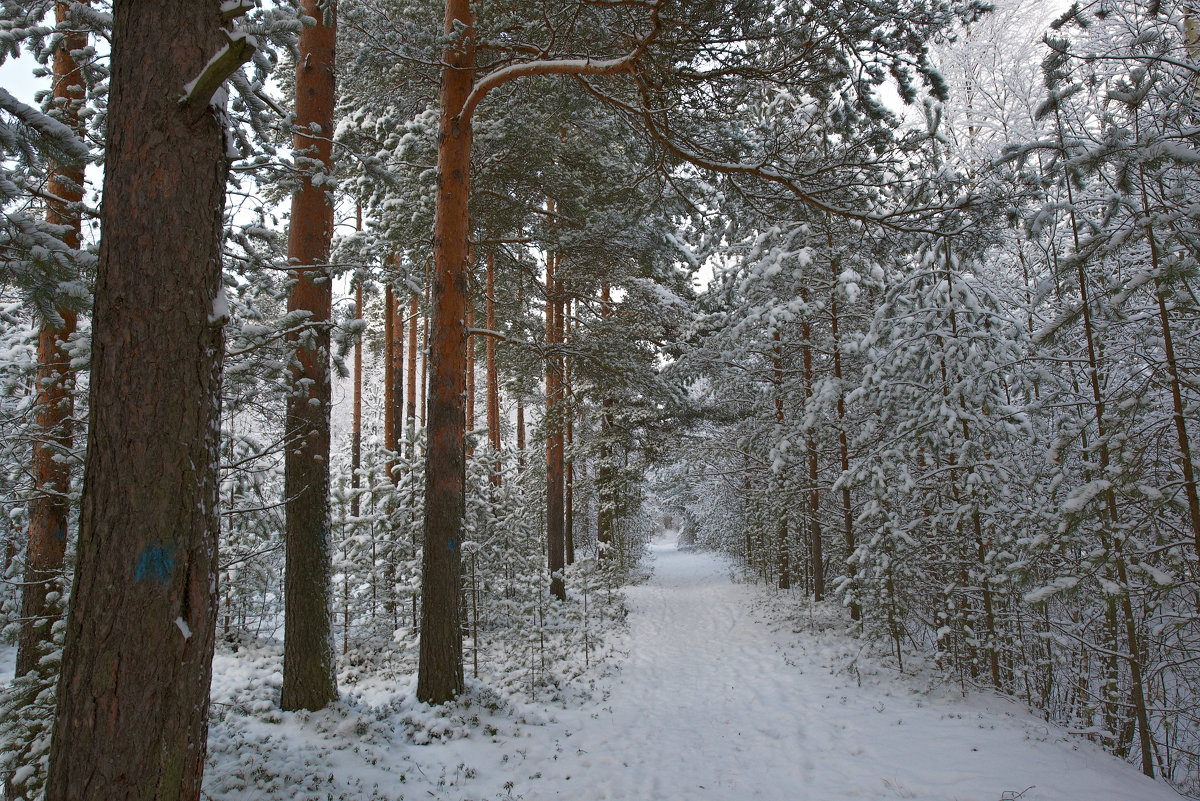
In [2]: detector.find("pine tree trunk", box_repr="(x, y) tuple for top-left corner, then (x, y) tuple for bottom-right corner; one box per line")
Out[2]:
(564, 300), (575, 566)
(421, 259), (430, 430)
(774, 331), (790, 590)
(800, 293), (823, 600)
(417, 0), (473, 703)
(351, 282), (363, 520)
(485, 248), (502, 485)
(597, 283), (614, 557)
(17, 0), (84, 681)
(407, 292), (419, 450)
(46, 0), (229, 795)
(827, 250), (859, 620)
(546, 248), (567, 600)
(466, 302), (476, 436)
(384, 285), (395, 474)
(391, 283), (405, 466)
(281, 0), (338, 713)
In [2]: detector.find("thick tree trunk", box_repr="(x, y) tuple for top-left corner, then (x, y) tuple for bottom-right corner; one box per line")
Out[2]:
(421, 259), (430, 430)
(46, 0), (229, 796)
(417, 0), (473, 703)
(564, 300), (575, 566)
(466, 302), (476, 436)
(545, 249), (566, 600)
(17, 0), (84, 681)
(281, 0), (338, 713)
(485, 248), (502, 485)
(407, 292), (419, 448)
(597, 283), (614, 558)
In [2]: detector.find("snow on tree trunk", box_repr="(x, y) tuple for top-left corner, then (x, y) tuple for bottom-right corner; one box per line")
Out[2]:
(281, 0), (338, 713)
(45, 0), (230, 796)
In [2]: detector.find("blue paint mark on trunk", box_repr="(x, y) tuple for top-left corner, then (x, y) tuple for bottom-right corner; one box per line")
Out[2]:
(135, 543), (175, 583)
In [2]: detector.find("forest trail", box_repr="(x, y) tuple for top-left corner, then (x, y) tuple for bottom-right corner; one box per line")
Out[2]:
(449, 535), (1181, 801)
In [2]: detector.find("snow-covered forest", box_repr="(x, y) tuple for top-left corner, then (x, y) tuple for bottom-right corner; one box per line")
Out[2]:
(2, 0), (1199, 798)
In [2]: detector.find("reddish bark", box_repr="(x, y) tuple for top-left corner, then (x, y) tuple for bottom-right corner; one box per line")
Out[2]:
(800, 290), (822, 600)
(351, 280), (363, 519)
(17, 0), (84, 681)
(545, 248), (566, 600)
(282, 0), (338, 713)
(407, 292), (419, 448)
(597, 283), (615, 557)
(391, 280), (405, 475)
(485, 248), (502, 485)
(417, 0), (474, 703)
(384, 285), (395, 474)
(466, 301), (475, 435)
(564, 299), (575, 566)
(46, 0), (229, 795)
(421, 259), (430, 430)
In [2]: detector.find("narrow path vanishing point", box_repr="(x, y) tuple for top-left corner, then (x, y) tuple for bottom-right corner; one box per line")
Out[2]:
(490, 535), (1181, 801)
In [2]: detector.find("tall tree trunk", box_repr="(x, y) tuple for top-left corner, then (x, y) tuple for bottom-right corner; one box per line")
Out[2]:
(597, 282), (614, 557)
(417, 0), (473, 703)
(564, 299), (575, 566)
(516, 279), (527, 472)
(466, 301), (476, 435)
(1136, 161), (1200, 561)
(391, 282), (405, 465)
(800, 291), (822, 600)
(485, 248), (502, 485)
(774, 331), (790, 590)
(351, 280), (363, 520)
(421, 258), (430, 430)
(827, 249), (859, 620)
(546, 247), (566, 600)
(407, 292), (419, 449)
(17, 0), (84, 681)
(46, 0), (230, 795)
(1054, 114), (1155, 776)
(281, 0), (338, 713)
(384, 285), (395, 475)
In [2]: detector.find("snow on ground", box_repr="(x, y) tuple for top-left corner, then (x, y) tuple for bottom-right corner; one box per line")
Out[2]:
(203, 537), (1184, 801)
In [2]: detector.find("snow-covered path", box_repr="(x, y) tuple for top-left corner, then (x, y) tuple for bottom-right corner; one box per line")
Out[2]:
(449, 537), (1181, 801)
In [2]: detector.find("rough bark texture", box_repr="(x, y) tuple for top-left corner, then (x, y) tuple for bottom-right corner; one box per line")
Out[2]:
(485, 249), (502, 484)
(417, 0), (473, 703)
(384, 285), (395, 472)
(390, 282), (405, 471)
(45, 1), (228, 796)
(17, 0), (84, 681)
(564, 301), (575, 566)
(597, 283), (614, 557)
(466, 302), (475, 434)
(351, 282), (363, 519)
(545, 250), (566, 600)
(281, 0), (338, 713)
